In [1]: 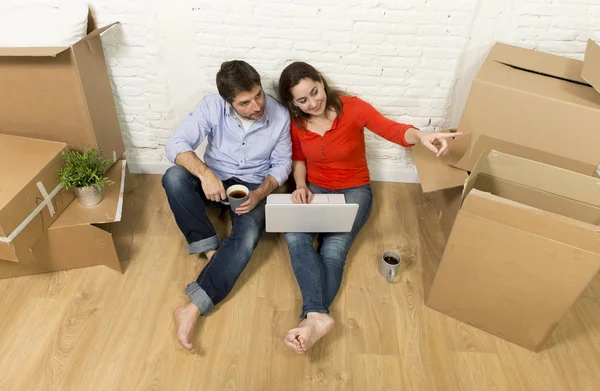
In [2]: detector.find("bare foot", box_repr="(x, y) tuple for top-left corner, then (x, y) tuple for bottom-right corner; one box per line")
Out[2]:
(173, 303), (200, 352)
(284, 312), (335, 354)
(204, 250), (217, 262)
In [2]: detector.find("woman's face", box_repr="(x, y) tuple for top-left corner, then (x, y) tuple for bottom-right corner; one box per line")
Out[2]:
(290, 77), (327, 117)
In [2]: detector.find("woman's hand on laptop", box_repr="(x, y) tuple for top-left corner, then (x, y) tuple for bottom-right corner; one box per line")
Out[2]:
(292, 186), (313, 204)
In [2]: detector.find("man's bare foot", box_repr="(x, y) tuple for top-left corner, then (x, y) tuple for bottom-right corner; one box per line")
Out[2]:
(173, 303), (200, 352)
(284, 312), (335, 354)
(204, 250), (217, 262)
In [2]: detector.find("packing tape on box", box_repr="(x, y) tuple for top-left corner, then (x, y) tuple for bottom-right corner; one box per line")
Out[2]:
(113, 150), (117, 163)
(36, 182), (56, 217)
(0, 183), (62, 243)
(114, 160), (127, 222)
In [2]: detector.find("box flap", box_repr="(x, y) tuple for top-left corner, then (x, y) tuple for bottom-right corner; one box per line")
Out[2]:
(412, 133), (468, 193)
(462, 189), (600, 255)
(0, 47), (70, 57)
(582, 39), (600, 95)
(463, 150), (600, 207)
(489, 42), (587, 85)
(51, 160), (127, 227)
(76, 22), (120, 44)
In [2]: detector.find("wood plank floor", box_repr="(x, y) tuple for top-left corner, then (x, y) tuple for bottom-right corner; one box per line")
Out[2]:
(1, 174), (600, 391)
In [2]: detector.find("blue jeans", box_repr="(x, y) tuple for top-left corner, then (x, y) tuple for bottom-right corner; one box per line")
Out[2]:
(285, 183), (373, 319)
(162, 165), (265, 315)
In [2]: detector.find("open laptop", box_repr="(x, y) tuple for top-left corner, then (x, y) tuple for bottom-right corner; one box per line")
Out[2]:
(265, 194), (359, 233)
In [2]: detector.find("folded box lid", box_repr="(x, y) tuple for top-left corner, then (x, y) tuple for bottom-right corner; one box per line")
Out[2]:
(486, 39), (600, 93)
(51, 159), (127, 228)
(412, 131), (468, 193)
(0, 22), (119, 57)
(583, 39), (600, 95)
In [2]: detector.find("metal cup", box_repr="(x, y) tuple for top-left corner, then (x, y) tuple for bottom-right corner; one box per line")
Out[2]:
(380, 251), (401, 283)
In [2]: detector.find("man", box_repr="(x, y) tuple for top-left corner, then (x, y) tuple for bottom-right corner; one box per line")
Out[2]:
(162, 60), (292, 352)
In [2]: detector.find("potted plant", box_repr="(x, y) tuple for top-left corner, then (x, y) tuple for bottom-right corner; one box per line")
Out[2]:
(58, 148), (114, 206)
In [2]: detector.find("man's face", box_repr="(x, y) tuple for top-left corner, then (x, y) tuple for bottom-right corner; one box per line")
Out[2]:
(230, 85), (265, 120)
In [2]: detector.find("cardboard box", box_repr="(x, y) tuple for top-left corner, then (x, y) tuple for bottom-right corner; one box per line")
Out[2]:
(0, 160), (133, 279)
(412, 138), (467, 241)
(0, 134), (75, 262)
(425, 150), (600, 352)
(451, 39), (600, 175)
(0, 13), (123, 164)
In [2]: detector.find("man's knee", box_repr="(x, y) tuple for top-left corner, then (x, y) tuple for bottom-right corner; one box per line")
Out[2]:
(162, 165), (195, 194)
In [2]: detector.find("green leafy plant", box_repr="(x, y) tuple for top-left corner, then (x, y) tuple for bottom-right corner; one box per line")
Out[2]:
(58, 148), (114, 191)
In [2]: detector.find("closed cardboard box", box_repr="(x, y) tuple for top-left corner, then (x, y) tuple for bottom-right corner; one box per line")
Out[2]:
(0, 135), (74, 262)
(425, 150), (600, 352)
(0, 159), (133, 279)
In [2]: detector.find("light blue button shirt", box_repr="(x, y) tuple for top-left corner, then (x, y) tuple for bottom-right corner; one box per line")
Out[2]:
(165, 93), (292, 186)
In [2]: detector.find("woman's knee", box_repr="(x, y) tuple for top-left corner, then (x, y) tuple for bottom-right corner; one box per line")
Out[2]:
(285, 232), (314, 249)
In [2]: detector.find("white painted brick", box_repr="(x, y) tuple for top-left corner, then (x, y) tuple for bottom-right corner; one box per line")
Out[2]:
(535, 40), (587, 53)
(515, 15), (551, 28)
(87, 0), (597, 173)
(357, 45), (422, 57)
(378, 0), (426, 10)
(519, 28), (579, 41)
(289, 18), (353, 31)
(255, 3), (318, 18)
(318, 7), (384, 22)
(294, 0), (359, 7)
(353, 21), (415, 35)
(418, 25), (469, 37)
(515, 3), (589, 17)
(346, 65), (383, 76)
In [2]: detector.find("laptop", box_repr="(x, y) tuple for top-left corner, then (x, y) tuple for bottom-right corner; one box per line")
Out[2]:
(265, 194), (359, 233)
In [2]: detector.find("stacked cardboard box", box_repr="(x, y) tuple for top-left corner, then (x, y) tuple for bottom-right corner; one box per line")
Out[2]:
(0, 13), (132, 279)
(414, 39), (600, 351)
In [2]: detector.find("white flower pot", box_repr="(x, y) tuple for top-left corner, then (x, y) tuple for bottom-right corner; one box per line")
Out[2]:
(74, 186), (103, 207)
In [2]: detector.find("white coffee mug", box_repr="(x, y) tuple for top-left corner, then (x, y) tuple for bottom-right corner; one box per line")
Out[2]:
(380, 251), (401, 283)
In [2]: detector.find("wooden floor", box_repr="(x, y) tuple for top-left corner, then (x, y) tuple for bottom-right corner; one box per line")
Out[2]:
(1, 174), (600, 391)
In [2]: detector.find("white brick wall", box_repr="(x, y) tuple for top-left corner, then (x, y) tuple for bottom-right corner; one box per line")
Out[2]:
(30, 1), (600, 178)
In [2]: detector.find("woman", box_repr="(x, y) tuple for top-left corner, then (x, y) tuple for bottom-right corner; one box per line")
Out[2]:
(277, 62), (460, 354)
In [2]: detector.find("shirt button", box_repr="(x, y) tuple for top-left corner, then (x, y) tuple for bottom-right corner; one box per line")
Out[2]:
(242, 142), (246, 145)
(321, 152), (324, 155)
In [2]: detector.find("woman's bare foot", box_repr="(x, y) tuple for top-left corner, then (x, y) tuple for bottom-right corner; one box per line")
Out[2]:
(173, 302), (200, 352)
(284, 312), (335, 354)
(204, 250), (217, 262)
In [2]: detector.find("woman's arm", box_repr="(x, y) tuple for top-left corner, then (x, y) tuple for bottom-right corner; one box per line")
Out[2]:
(291, 161), (313, 204)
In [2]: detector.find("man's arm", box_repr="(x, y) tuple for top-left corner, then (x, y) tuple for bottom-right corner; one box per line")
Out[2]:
(235, 117), (292, 215)
(175, 152), (226, 202)
(166, 97), (227, 202)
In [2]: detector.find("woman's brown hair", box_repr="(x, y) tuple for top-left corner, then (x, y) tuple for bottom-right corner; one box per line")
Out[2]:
(277, 62), (343, 130)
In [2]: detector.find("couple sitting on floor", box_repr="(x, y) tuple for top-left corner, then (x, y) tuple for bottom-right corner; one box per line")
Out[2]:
(162, 60), (458, 354)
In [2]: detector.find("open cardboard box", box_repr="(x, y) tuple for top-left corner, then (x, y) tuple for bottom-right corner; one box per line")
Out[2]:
(0, 135), (75, 263)
(414, 39), (600, 240)
(0, 159), (133, 279)
(0, 11), (124, 165)
(450, 39), (600, 175)
(424, 150), (600, 352)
